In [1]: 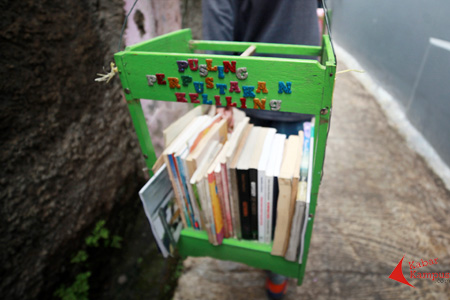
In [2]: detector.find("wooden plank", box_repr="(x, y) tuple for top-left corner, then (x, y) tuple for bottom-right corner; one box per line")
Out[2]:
(297, 39), (336, 284)
(117, 51), (325, 115)
(190, 40), (322, 57)
(126, 28), (193, 53)
(179, 229), (299, 278)
(240, 45), (256, 57)
(126, 99), (157, 175)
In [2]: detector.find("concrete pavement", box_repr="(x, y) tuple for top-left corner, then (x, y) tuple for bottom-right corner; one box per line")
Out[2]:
(173, 61), (450, 300)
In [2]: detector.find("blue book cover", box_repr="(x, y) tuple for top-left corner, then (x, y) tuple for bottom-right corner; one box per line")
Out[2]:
(168, 154), (192, 228)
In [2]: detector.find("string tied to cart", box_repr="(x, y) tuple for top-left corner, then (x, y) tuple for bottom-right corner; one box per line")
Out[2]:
(95, 0), (140, 84)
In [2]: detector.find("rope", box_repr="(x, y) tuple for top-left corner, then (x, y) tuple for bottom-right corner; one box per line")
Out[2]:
(95, 62), (118, 83)
(336, 69), (365, 75)
(118, 0), (140, 52)
(95, 0), (140, 84)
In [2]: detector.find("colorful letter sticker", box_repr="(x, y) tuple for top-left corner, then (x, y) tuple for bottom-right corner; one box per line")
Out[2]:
(253, 98), (266, 110)
(229, 81), (241, 93)
(156, 73), (166, 85)
(256, 81), (268, 93)
(223, 61), (236, 73)
(236, 67), (248, 80)
(269, 99), (282, 111)
(175, 92), (187, 102)
(146, 75), (156, 86)
(189, 93), (200, 103)
(217, 66), (225, 79)
(176, 60), (189, 72)
(240, 97), (247, 109)
(188, 58), (199, 71)
(202, 93), (212, 105)
(193, 81), (204, 93)
(168, 77), (181, 89)
(206, 59), (218, 71)
(242, 86), (255, 98)
(225, 96), (236, 107)
(278, 81), (292, 94)
(214, 95), (222, 106)
(205, 77), (214, 89)
(216, 83), (227, 95)
(181, 75), (192, 86)
(199, 64), (208, 77)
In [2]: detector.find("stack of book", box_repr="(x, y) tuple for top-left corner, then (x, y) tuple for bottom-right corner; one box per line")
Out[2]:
(141, 105), (314, 262)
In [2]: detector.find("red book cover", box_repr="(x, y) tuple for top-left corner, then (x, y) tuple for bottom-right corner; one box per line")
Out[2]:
(220, 162), (233, 237)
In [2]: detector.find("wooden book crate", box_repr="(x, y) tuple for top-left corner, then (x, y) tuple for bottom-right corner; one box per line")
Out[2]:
(114, 29), (336, 285)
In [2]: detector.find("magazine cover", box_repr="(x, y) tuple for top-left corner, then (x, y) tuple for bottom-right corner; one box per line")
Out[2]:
(139, 164), (183, 257)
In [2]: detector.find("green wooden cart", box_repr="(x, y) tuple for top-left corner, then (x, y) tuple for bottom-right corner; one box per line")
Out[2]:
(114, 28), (336, 285)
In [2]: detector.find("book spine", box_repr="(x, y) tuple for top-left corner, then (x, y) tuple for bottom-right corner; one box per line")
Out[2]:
(165, 154), (189, 228)
(191, 183), (204, 229)
(264, 175), (274, 244)
(257, 170), (265, 243)
(187, 182), (201, 229)
(221, 163), (233, 237)
(272, 177), (291, 256)
(203, 178), (218, 245)
(272, 176), (279, 239)
(298, 203), (309, 264)
(284, 199), (306, 261)
(286, 124), (312, 260)
(208, 173), (224, 245)
(249, 169), (258, 239)
(195, 180), (213, 243)
(176, 155), (198, 229)
(285, 178), (300, 250)
(171, 154), (194, 228)
(237, 169), (251, 239)
(185, 158), (197, 181)
(215, 169), (229, 238)
(299, 134), (315, 263)
(297, 181), (308, 247)
(229, 167), (242, 239)
(183, 157), (202, 229)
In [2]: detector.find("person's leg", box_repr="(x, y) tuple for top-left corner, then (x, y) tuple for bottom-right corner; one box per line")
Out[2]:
(266, 271), (288, 299)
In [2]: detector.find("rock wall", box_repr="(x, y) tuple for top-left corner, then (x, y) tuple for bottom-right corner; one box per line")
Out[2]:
(0, 0), (180, 298)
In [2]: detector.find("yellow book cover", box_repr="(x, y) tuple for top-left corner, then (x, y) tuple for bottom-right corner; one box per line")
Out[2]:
(208, 172), (224, 245)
